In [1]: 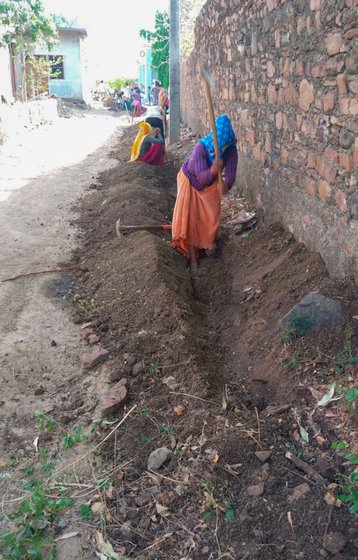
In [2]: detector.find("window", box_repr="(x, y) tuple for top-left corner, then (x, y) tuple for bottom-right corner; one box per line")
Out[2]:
(49, 55), (64, 80)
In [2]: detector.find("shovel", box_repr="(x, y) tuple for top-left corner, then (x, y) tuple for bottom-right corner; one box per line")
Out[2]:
(116, 218), (172, 239)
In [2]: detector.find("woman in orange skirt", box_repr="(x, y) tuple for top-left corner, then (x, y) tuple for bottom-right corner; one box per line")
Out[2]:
(172, 114), (238, 267)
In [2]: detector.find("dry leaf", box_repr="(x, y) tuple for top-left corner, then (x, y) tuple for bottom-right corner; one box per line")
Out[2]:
(324, 492), (342, 508)
(287, 511), (294, 532)
(317, 384), (338, 407)
(173, 405), (184, 415)
(146, 472), (163, 486)
(205, 448), (219, 462)
(95, 531), (126, 559)
(105, 486), (114, 499)
(55, 532), (80, 542)
(156, 502), (169, 517)
(0, 460), (7, 469)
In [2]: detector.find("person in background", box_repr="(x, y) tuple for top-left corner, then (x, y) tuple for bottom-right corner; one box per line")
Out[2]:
(157, 84), (169, 132)
(150, 80), (159, 106)
(145, 105), (165, 138)
(131, 87), (142, 118)
(172, 114), (238, 268)
(130, 122), (164, 166)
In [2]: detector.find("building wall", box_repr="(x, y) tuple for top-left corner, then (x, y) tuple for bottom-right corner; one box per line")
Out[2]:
(32, 31), (84, 99)
(0, 45), (14, 103)
(181, 0), (358, 281)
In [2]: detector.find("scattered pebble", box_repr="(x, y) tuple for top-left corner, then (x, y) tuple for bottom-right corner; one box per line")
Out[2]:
(34, 385), (45, 396)
(247, 483), (265, 497)
(323, 532), (347, 555)
(147, 447), (171, 470)
(50, 340), (57, 347)
(83, 346), (109, 369)
(255, 450), (272, 462)
(100, 378), (128, 417)
(291, 482), (311, 501)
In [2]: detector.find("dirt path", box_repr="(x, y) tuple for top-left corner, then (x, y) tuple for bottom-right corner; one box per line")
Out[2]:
(0, 110), (124, 470)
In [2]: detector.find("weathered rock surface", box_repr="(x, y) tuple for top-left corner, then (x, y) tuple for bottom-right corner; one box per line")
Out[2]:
(280, 291), (343, 333)
(83, 346), (109, 369)
(100, 378), (128, 417)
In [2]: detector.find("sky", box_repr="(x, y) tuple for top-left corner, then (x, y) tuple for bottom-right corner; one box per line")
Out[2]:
(42, 0), (168, 82)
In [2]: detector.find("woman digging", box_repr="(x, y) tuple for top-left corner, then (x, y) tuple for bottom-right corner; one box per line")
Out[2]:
(172, 114), (238, 268)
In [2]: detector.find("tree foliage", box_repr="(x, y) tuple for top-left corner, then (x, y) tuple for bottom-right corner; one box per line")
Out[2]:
(139, 11), (169, 89)
(108, 77), (136, 91)
(0, 0), (56, 51)
(180, 0), (206, 56)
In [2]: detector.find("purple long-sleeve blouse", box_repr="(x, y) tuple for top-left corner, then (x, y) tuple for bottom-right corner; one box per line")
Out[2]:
(182, 142), (238, 192)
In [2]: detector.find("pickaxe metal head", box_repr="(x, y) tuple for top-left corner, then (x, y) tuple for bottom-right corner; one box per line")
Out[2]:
(200, 63), (216, 91)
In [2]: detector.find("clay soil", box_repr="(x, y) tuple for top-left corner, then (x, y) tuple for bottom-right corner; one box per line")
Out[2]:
(70, 126), (358, 560)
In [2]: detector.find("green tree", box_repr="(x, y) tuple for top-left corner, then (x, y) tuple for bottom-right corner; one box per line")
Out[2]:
(0, 0), (56, 51)
(139, 10), (169, 89)
(0, 0), (57, 100)
(108, 76), (136, 91)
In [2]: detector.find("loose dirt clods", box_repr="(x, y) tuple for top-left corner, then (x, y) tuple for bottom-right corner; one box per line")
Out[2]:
(0, 123), (357, 559)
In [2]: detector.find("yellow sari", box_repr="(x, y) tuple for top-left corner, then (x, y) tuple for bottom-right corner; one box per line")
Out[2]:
(130, 122), (152, 162)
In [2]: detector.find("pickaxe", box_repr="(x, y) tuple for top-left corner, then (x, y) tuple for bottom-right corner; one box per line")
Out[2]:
(200, 64), (225, 196)
(116, 218), (172, 239)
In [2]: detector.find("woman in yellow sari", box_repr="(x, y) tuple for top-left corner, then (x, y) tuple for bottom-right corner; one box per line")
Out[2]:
(130, 122), (164, 166)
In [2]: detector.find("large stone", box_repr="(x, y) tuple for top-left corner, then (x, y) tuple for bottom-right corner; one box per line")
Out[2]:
(147, 447), (171, 470)
(280, 291), (343, 334)
(325, 33), (343, 56)
(299, 80), (314, 111)
(346, 50), (358, 74)
(339, 128), (355, 149)
(83, 346), (109, 369)
(101, 378), (128, 417)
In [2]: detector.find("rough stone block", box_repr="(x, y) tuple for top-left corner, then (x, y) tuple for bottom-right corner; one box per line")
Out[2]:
(339, 152), (353, 171)
(346, 50), (358, 73)
(322, 91), (336, 112)
(336, 73), (348, 94)
(83, 346), (109, 369)
(280, 291), (343, 333)
(335, 189), (348, 212)
(267, 83), (277, 103)
(325, 33), (343, 56)
(299, 79), (314, 111)
(316, 156), (337, 183)
(312, 63), (326, 78)
(307, 153), (316, 168)
(348, 77), (358, 93)
(318, 180), (332, 201)
(305, 178), (317, 196)
(340, 97), (358, 115)
(339, 128), (355, 148)
(325, 58), (345, 76)
(100, 378), (128, 417)
(324, 146), (339, 162)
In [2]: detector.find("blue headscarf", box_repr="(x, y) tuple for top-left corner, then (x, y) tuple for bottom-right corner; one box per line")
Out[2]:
(199, 114), (236, 163)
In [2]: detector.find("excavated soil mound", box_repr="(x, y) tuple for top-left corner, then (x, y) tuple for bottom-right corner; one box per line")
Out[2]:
(72, 126), (357, 559)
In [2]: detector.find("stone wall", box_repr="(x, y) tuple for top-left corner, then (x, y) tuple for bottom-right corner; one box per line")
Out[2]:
(181, 0), (358, 281)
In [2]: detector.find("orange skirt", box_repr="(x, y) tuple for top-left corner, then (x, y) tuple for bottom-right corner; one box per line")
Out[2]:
(172, 168), (221, 258)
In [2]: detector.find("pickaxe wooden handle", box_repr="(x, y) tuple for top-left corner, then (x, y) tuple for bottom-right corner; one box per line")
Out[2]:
(200, 64), (225, 197)
(116, 218), (172, 238)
